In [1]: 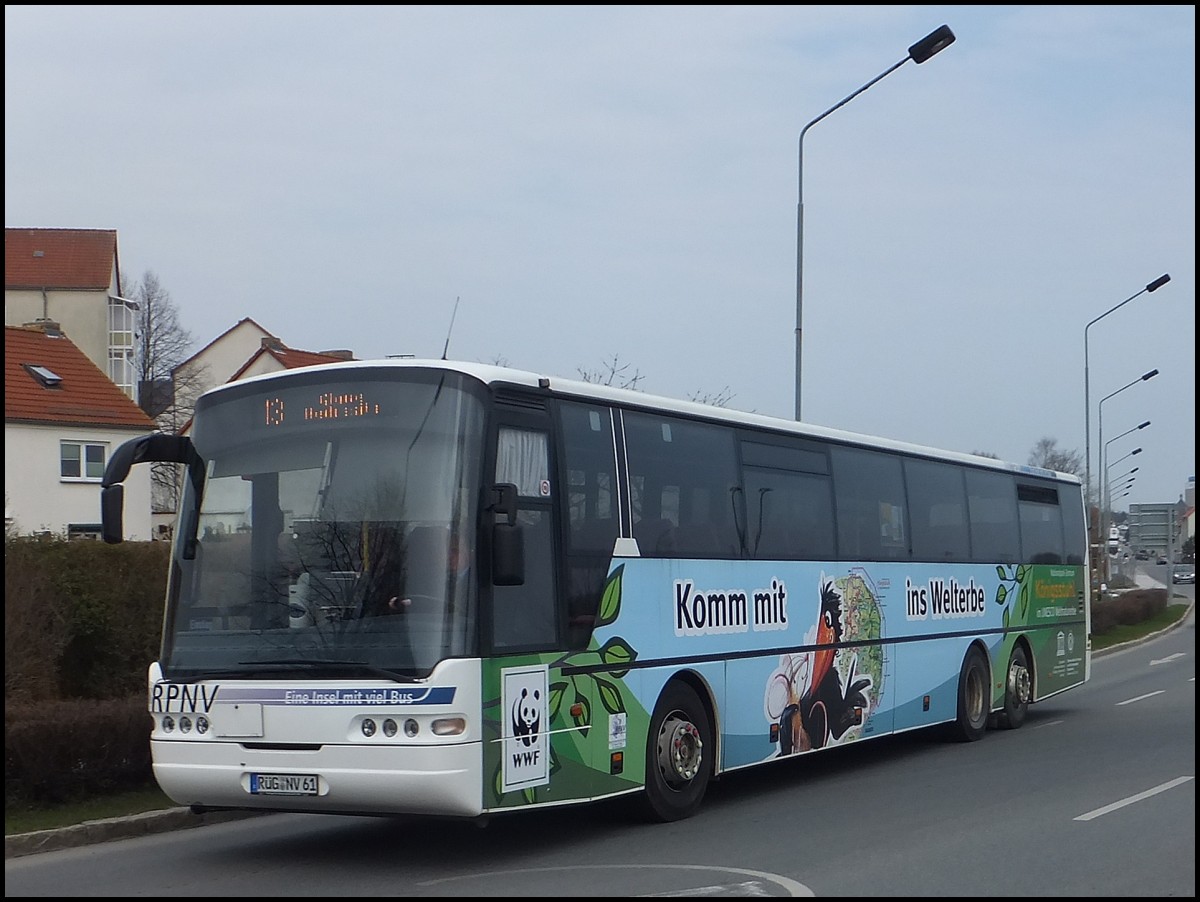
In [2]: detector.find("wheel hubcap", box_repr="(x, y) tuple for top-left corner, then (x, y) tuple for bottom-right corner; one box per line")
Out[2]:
(1009, 660), (1031, 705)
(657, 713), (702, 787)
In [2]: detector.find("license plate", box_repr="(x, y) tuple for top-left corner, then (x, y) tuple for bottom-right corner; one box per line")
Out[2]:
(249, 773), (319, 795)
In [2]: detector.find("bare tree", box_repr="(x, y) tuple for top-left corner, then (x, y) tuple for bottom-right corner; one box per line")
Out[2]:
(687, 386), (735, 408)
(1028, 437), (1083, 476)
(124, 271), (197, 529)
(970, 450), (1001, 459)
(131, 271), (193, 401)
(577, 354), (644, 391)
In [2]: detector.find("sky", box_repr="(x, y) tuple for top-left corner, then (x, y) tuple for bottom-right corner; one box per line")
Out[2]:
(5, 5), (1195, 512)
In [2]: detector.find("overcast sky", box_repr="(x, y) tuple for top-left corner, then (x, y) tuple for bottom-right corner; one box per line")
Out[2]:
(6, 5), (1195, 511)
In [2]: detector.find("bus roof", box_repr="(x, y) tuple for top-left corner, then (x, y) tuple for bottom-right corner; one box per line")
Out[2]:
(201, 357), (1081, 486)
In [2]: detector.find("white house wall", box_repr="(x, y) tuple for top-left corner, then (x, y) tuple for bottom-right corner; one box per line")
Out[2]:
(4, 286), (113, 376)
(4, 422), (153, 540)
(175, 320), (272, 410)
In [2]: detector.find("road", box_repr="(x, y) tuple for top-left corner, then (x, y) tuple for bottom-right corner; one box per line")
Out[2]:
(6, 598), (1193, 897)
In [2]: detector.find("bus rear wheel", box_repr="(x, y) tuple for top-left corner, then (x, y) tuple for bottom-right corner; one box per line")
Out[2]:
(996, 644), (1031, 730)
(639, 681), (712, 822)
(950, 646), (989, 742)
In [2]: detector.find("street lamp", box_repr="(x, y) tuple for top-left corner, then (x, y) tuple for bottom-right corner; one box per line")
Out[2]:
(1098, 369), (1156, 503)
(1083, 275), (1169, 527)
(1097, 366), (1157, 578)
(794, 24), (956, 421)
(1104, 451), (1141, 529)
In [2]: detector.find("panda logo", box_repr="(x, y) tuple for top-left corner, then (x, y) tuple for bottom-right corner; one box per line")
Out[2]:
(511, 687), (541, 747)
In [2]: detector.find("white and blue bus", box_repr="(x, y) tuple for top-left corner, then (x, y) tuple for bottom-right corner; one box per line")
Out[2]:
(101, 358), (1090, 822)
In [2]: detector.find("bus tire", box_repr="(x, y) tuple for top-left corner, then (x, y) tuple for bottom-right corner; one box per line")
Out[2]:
(996, 644), (1031, 730)
(950, 646), (989, 742)
(639, 681), (712, 822)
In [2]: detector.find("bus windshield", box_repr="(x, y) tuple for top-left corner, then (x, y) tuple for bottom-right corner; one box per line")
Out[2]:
(160, 369), (486, 681)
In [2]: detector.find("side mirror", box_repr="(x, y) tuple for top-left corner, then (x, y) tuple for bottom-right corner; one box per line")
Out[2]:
(489, 483), (518, 526)
(491, 521), (525, 586)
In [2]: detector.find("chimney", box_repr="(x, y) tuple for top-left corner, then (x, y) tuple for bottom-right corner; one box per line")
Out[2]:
(261, 336), (285, 351)
(318, 349), (354, 360)
(23, 319), (63, 337)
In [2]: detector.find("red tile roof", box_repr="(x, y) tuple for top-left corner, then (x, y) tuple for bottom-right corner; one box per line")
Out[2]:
(5, 228), (119, 291)
(228, 343), (357, 382)
(4, 325), (156, 429)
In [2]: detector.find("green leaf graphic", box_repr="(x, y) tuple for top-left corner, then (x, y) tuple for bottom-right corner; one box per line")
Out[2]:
(1019, 583), (1029, 619)
(1016, 564), (1028, 582)
(598, 564), (624, 625)
(595, 675), (625, 715)
(1002, 605), (1010, 629)
(549, 681), (568, 721)
(598, 636), (637, 677)
(996, 565), (1007, 581)
(995, 584), (1008, 606)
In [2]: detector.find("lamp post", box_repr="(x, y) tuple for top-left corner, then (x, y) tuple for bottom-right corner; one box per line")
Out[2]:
(1083, 275), (1169, 537)
(1102, 420), (1148, 530)
(1097, 367), (1157, 579)
(794, 24), (955, 421)
(1104, 452), (1141, 525)
(1106, 466), (1138, 512)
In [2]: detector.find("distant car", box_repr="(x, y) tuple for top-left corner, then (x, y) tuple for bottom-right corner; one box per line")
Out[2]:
(1172, 565), (1195, 585)
(1157, 555), (1169, 565)
(1135, 550), (1150, 561)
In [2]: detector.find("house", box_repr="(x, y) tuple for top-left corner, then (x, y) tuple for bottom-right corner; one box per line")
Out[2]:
(152, 321), (355, 536)
(4, 228), (137, 399)
(4, 323), (156, 539)
(171, 317), (353, 413)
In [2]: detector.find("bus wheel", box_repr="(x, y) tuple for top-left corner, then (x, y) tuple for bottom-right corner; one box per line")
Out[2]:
(996, 644), (1031, 730)
(640, 681), (712, 822)
(950, 646), (989, 742)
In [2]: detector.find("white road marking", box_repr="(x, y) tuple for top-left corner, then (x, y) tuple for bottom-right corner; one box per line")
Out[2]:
(419, 863), (815, 896)
(1074, 776), (1195, 821)
(1116, 690), (1166, 705)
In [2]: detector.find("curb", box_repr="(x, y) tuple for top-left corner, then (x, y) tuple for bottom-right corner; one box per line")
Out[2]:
(5, 807), (266, 860)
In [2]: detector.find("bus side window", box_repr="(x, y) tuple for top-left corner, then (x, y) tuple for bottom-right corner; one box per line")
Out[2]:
(623, 411), (740, 560)
(830, 446), (909, 561)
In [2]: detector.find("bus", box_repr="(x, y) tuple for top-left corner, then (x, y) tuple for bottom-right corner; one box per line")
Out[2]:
(100, 358), (1090, 823)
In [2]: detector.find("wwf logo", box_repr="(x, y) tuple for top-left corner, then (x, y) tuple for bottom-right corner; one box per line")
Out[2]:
(511, 687), (541, 747)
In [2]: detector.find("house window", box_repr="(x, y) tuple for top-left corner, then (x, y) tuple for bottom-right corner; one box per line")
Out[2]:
(61, 441), (107, 481)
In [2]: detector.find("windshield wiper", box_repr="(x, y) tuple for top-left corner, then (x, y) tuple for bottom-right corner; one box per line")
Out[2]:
(240, 659), (420, 683)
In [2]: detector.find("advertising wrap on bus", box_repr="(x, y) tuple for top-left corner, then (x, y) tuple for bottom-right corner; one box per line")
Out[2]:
(473, 558), (1084, 811)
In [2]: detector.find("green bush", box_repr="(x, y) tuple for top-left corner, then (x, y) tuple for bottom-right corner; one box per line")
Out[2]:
(5, 697), (153, 805)
(1090, 587), (1168, 635)
(4, 535), (168, 702)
